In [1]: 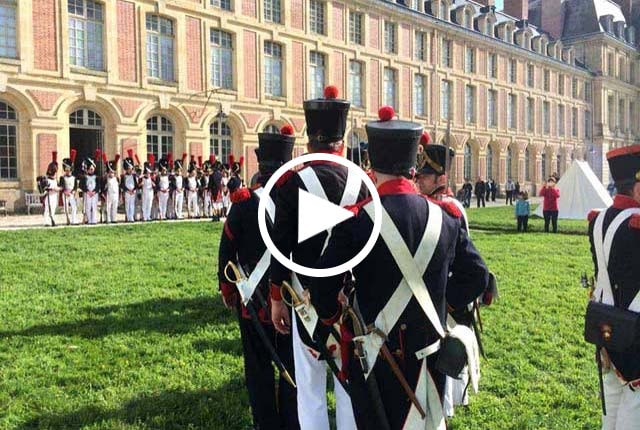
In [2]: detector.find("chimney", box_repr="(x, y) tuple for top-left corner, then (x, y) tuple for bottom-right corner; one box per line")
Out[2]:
(476, 0), (495, 5)
(540, 0), (566, 39)
(504, 0), (528, 21)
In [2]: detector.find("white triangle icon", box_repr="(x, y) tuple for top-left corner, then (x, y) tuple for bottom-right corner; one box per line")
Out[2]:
(297, 189), (355, 244)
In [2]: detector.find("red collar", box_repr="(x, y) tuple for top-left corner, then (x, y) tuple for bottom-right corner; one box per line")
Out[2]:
(377, 178), (417, 196)
(613, 194), (640, 210)
(305, 150), (344, 167)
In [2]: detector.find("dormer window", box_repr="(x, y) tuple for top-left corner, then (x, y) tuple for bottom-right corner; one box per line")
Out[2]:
(436, 0), (451, 22)
(615, 21), (625, 39)
(465, 10), (473, 29)
(627, 26), (636, 45)
(601, 15), (614, 34)
(486, 17), (496, 37)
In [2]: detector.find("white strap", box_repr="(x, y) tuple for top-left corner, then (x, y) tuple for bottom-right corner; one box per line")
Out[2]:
(403, 358), (446, 430)
(291, 273), (320, 338)
(339, 168), (361, 207)
(446, 197), (469, 236)
(253, 187), (276, 222)
(298, 167), (328, 200)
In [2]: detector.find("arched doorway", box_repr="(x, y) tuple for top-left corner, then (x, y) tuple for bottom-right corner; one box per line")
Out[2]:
(69, 108), (103, 175)
(210, 114), (233, 163)
(263, 123), (280, 134)
(146, 115), (174, 161)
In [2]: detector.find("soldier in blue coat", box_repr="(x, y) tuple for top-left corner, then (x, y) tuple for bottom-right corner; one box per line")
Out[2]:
(310, 106), (489, 430)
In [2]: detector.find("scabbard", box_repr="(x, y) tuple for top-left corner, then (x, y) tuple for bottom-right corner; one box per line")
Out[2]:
(597, 347), (607, 416)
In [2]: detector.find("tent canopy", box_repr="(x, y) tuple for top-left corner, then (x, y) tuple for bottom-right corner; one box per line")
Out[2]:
(534, 160), (612, 220)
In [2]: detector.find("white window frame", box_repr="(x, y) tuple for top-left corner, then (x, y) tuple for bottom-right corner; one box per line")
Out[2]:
(572, 107), (579, 137)
(508, 93), (517, 129)
(68, 0), (104, 71)
(414, 74), (426, 116)
(384, 67), (397, 109)
(0, 1), (17, 59)
(487, 89), (497, 127)
(210, 117), (233, 163)
(146, 115), (174, 160)
(526, 97), (534, 132)
(441, 80), (452, 120)
(264, 0), (281, 24)
(465, 85), (475, 124)
(309, 51), (325, 99)
(349, 60), (363, 108)
(146, 14), (175, 81)
(384, 21), (397, 54)
(210, 0), (232, 11)
(558, 104), (565, 136)
(210, 29), (234, 89)
(441, 39), (452, 68)
(465, 47), (475, 74)
(488, 53), (497, 79)
(349, 11), (363, 45)
(310, 0), (325, 35)
(0, 100), (18, 180)
(543, 101), (550, 135)
(264, 41), (283, 97)
(415, 31), (427, 61)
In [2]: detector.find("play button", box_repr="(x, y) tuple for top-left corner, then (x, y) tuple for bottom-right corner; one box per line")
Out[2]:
(297, 189), (354, 244)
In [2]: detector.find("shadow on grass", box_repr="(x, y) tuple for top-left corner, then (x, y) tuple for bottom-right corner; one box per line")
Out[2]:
(0, 296), (234, 339)
(18, 384), (251, 430)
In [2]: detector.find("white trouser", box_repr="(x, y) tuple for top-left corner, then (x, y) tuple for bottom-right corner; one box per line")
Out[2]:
(62, 193), (77, 224)
(174, 191), (184, 218)
(106, 192), (119, 222)
(203, 191), (212, 217)
(124, 192), (136, 222)
(443, 367), (470, 417)
(188, 191), (199, 217)
(602, 370), (640, 430)
(292, 313), (356, 430)
(158, 190), (169, 219)
(142, 192), (153, 221)
(43, 192), (58, 226)
(84, 193), (99, 224)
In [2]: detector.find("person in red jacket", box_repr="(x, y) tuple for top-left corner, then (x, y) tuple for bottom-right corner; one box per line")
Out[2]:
(539, 176), (560, 233)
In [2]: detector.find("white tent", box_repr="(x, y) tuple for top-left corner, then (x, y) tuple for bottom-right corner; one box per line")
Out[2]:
(534, 160), (613, 220)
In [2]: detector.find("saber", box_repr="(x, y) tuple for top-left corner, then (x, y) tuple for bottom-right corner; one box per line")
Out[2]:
(472, 301), (486, 359)
(224, 262), (296, 388)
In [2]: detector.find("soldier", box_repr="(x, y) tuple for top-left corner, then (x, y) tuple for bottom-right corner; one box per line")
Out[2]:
(40, 151), (59, 227)
(310, 106), (489, 429)
(171, 155), (186, 219)
(140, 155), (155, 222)
(80, 151), (101, 225)
(186, 159), (200, 218)
(59, 150), (79, 225)
(587, 144), (640, 430)
(218, 125), (300, 430)
(121, 150), (138, 223)
(269, 85), (362, 430)
(102, 154), (120, 223)
(201, 157), (212, 218)
(209, 157), (223, 221)
(156, 157), (171, 220)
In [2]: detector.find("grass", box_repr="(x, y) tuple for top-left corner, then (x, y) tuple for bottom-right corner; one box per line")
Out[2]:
(0, 217), (600, 429)
(467, 205), (589, 235)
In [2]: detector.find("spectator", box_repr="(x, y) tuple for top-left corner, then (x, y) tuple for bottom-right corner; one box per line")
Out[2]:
(515, 191), (530, 232)
(490, 179), (498, 202)
(462, 179), (473, 208)
(474, 177), (486, 208)
(514, 181), (520, 196)
(505, 178), (516, 205)
(539, 177), (560, 233)
(485, 178), (492, 202)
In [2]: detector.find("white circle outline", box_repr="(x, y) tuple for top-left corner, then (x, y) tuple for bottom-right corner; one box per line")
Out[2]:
(258, 153), (382, 278)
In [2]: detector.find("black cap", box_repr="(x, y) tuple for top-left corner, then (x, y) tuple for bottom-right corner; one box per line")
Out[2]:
(417, 144), (455, 176)
(174, 159), (183, 170)
(123, 157), (135, 170)
(62, 158), (73, 170)
(159, 158), (169, 171)
(366, 106), (422, 176)
(257, 125), (295, 174)
(607, 144), (640, 186)
(188, 161), (197, 173)
(304, 85), (350, 146)
(84, 157), (96, 170)
(143, 162), (152, 174)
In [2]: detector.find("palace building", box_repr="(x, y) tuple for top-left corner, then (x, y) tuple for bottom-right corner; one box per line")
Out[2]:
(0, 0), (638, 209)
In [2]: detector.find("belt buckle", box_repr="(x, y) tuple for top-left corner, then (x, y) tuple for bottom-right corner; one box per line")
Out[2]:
(353, 339), (369, 373)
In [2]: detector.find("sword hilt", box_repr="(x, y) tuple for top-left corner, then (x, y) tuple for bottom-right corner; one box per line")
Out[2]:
(223, 261), (244, 285)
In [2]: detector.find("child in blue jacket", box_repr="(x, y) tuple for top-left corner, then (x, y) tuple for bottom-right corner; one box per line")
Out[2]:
(515, 191), (530, 232)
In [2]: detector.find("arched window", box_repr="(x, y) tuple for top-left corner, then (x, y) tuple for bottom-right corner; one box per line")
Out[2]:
(506, 146), (513, 180)
(525, 147), (531, 181)
(463, 143), (472, 180)
(146, 115), (173, 160)
(556, 152), (562, 176)
(70, 108), (102, 127)
(263, 124), (280, 134)
(0, 101), (17, 179)
(486, 145), (493, 180)
(542, 151), (547, 178)
(210, 116), (232, 164)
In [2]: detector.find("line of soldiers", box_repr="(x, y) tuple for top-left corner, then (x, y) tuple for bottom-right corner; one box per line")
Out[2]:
(218, 85), (495, 430)
(38, 149), (243, 226)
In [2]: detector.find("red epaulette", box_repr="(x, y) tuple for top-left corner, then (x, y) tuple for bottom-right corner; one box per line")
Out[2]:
(630, 214), (640, 230)
(275, 170), (295, 188)
(230, 187), (251, 203)
(429, 197), (462, 219)
(588, 209), (601, 223)
(344, 197), (373, 216)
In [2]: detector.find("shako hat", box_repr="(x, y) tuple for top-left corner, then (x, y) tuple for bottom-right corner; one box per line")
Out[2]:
(47, 151), (58, 176)
(105, 154), (120, 173)
(417, 138), (455, 176)
(257, 124), (295, 173)
(366, 106), (422, 177)
(303, 85), (350, 146)
(123, 149), (135, 170)
(62, 149), (77, 170)
(607, 144), (640, 186)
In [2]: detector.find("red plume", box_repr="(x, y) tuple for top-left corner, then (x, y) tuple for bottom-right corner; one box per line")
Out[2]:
(209, 154), (215, 164)
(114, 153), (121, 164)
(94, 149), (101, 161)
(148, 154), (155, 166)
(52, 151), (57, 163)
(280, 124), (294, 136)
(168, 152), (173, 164)
(70, 149), (77, 163)
(378, 106), (395, 122)
(182, 152), (187, 164)
(169, 159), (174, 169)
(134, 154), (141, 166)
(420, 132), (431, 146)
(127, 148), (134, 159)
(102, 152), (108, 164)
(228, 154), (235, 165)
(198, 156), (203, 168)
(324, 85), (339, 99)
(239, 156), (245, 167)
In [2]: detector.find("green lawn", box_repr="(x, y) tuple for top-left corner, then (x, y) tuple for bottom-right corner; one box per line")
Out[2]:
(467, 205), (589, 235)
(0, 217), (600, 429)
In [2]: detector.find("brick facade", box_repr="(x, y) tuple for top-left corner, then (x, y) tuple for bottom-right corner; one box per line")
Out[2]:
(33, 0), (58, 71)
(117, 1), (137, 82)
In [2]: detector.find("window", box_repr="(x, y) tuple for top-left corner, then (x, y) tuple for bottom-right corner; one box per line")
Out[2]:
(463, 10), (472, 28)
(0, 1), (16, 58)
(585, 110), (592, 139)
(349, 11), (363, 45)
(542, 151), (547, 178)
(619, 58), (625, 80)
(264, 41), (283, 97)
(543, 69), (550, 91)
(146, 15), (174, 81)
(264, 0), (281, 23)
(608, 95), (615, 131)
(309, 51), (325, 99)
(463, 143), (472, 180)
(525, 148), (530, 181)
(558, 104), (565, 136)
(310, 0), (325, 35)
(506, 146), (513, 180)
(509, 59), (517, 83)
(486, 145), (493, 180)
(211, 30), (233, 89)
(0, 101), (17, 179)
(414, 74), (426, 116)
(558, 74), (564, 95)
(210, 117), (232, 163)
(508, 93), (517, 129)
(210, 0), (231, 10)
(526, 97), (534, 132)
(146, 116), (173, 161)
(415, 31), (427, 61)
(619, 99), (625, 130)
(349, 60), (363, 107)
(543, 101), (550, 134)
(631, 62), (636, 84)
(69, 108), (102, 127)
(441, 39), (452, 68)
(585, 82), (592, 103)
(384, 67), (397, 108)
(488, 53), (497, 79)
(572, 78), (578, 99)
(630, 103), (636, 133)
(68, 0), (104, 70)
(487, 89), (497, 127)
(384, 21), (397, 54)
(505, 26), (513, 43)
(608, 53), (614, 77)
(441, 80), (452, 120)
(465, 47), (475, 74)
(572, 107), (578, 137)
(527, 64), (534, 87)
(264, 124), (280, 134)
(465, 85), (475, 124)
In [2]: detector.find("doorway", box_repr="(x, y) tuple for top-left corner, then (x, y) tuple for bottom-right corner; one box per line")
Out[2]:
(69, 109), (104, 176)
